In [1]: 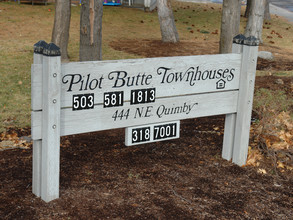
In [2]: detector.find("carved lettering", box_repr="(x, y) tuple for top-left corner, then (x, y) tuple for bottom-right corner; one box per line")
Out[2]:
(157, 66), (235, 86)
(62, 74), (104, 92)
(108, 71), (152, 88)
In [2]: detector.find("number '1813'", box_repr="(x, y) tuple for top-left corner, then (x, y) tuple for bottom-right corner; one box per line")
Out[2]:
(131, 88), (155, 105)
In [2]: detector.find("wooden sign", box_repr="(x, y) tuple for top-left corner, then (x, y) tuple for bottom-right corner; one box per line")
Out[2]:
(31, 35), (259, 202)
(31, 54), (241, 140)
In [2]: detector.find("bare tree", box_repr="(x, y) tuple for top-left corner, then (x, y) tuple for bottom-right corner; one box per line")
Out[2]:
(157, 0), (179, 43)
(244, 0), (252, 18)
(264, 0), (271, 21)
(219, 0), (242, 54)
(51, 0), (71, 61)
(80, 0), (103, 61)
(246, 0), (270, 20)
(244, 0), (266, 42)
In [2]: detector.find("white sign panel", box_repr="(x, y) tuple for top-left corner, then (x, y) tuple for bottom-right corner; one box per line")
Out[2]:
(31, 54), (241, 111)
(31, 90), (238, 140)
(31, 54), (241, 140)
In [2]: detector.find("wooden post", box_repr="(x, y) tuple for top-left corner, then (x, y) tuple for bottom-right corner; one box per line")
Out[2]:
(41, 43), (61, 202)
(32, 40), (48, 197)
(232, 36), (259, 166)
(222, 35), (245, 161)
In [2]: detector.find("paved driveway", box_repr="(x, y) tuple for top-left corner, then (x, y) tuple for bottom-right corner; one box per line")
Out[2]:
(270, 0), (293, 22)
(270, 0), (293, 12)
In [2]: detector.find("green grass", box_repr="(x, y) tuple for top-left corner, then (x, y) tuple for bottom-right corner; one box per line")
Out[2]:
(254, 88), (293, 114)
(0, 1), (293, 133)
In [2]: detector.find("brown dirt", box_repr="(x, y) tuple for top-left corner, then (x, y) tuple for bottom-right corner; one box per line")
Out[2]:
(110, 39), (293, 71)
(1, 39), (293, 219)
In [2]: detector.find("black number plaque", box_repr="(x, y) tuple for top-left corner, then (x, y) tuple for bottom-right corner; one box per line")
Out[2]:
(72, 93), (94, 111)
(130, 88), (155, 105)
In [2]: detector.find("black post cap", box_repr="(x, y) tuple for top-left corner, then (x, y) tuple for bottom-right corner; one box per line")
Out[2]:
(233, 35), (260, 46)
(233, 34), (246, 45)
(43, 43), (61, 57)
(244, 36), (260, 46)
(34, 40), (48, 54)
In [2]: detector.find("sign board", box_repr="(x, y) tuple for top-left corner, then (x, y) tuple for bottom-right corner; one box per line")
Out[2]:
(31, 35), (259, 202)
(31, 54), (241, 139)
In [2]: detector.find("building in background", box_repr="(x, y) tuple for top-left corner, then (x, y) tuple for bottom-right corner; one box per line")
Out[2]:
(16, 0), (157, 11)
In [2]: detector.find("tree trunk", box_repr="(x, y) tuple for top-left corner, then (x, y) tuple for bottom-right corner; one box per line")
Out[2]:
(244, 0), (252, 18)
(244, 0), (266, 42)
(264, 0), (271, 21)
(79, 0), (103, 61)
(219, 0), (241, 54)
(157, 0), (179, 43)
(51, 0), (71, 61)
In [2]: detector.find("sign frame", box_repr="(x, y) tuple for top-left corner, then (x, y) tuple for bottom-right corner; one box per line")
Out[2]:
(31, 35), (259, 202)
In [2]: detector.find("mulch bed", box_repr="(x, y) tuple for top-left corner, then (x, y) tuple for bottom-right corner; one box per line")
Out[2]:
(1, 115), (293, 219)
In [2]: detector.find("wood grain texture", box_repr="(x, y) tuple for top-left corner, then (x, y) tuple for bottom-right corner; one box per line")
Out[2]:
(31, 53), (43, 198)
(40, 54), (61, 202)
(31, 64), (42, 111)
(222, 42), (243, 161)
(232, 45), (258, 166)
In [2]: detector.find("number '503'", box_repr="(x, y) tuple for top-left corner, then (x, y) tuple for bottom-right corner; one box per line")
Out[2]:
(72, 94), (94, 111)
